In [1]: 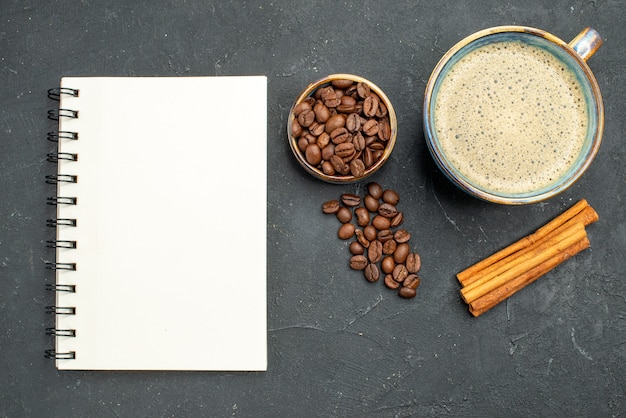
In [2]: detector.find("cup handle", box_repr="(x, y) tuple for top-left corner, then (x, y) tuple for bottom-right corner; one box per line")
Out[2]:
(568, 27), (602, 61)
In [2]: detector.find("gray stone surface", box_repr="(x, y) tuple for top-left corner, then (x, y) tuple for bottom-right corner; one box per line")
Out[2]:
(1, 0), (624, 416)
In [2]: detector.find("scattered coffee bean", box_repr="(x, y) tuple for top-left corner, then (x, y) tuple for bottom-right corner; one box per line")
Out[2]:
(336, 207), (352, 223)
(354, 207), (370, 227)
(377, 229), (394, 243)
(394, 229), (411, 243)
(368, 240), (383, 263)
(381, 256), (396, 274)
(367, 182), (383, 199)
(398, 286), (416, 299)
(406, 253), (421, 273)
(393, 243), (410, 264)
(355, 229), (370, 248)
(321, 182), (423, 300)
(364, 225), (377, 241)
(390, 212), (404, 228)
(382, 239), (396, 255)
(338, 223), (355, 240)
(392, 264), (409, 283)
(403, 274), (420, 290)
(382, 189), (400, 205)
(349, 241), (364, 255)
(364, 263), (380, 282)
(372, 215), (391, 231)
(341, 193), (361, 207)
(377, 203), (398, 218)
(322, 200), (340, 214)
(350, 255), (368, 271)
(384, 274), (401, 290)
(364, 194), (380, 212)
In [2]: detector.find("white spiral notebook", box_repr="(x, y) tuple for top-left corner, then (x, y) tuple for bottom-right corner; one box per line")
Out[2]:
(46, 76), (267, 371)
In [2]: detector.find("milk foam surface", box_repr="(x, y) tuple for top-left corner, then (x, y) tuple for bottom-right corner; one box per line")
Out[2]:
(434, 41), (588, 194)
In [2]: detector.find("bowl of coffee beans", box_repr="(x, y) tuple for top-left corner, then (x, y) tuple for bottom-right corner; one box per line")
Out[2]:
(288, 74), (397, 183)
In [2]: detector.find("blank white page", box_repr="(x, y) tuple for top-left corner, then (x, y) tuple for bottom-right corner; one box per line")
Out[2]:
(53, 76), (267, 371)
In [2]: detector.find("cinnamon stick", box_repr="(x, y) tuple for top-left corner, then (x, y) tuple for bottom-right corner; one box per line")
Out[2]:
(460, 205), (598, 289)
(468, 236), (590, 317)
(461, 222), (586, 304)
(456, 199), (590, 286)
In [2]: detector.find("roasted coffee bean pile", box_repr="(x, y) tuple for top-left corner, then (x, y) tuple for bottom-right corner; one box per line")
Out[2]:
(291, 79), (393, 178)
(322, 182), (422, 299)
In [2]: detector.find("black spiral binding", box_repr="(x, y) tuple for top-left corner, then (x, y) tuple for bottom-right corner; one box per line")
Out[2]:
(46, 85), (80, 361)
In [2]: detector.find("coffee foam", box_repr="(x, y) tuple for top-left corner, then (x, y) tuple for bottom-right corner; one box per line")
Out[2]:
(434, 41), (588, 194)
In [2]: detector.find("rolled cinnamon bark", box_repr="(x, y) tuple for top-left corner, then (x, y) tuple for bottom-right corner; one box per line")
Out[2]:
(457, 199), (597, 286)
(461, 222), (586, 304)
(468, 237), (590, 317)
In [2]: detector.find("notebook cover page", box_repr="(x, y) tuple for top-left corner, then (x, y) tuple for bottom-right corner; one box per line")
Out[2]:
(54, 76), (267, 371)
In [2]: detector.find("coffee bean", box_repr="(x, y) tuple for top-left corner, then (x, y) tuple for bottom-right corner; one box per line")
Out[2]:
(346, 113), (361, 132)
(403, 274), (420, 289)
(331, 128), (351, 145)
(297, 109), (315, 127)
(292, 119), (303, 138)
(349, 255), (368, 270)
(355, 229), (370, 248)
(406, 253), (421, 273)
(377, 202), (398, 218)
(338, 223), (355, 240)
(336, 207), (352, 223)
(321, 161), (335, 175)
(390, 212), (404, 228)
(325, 114), (345, 133)
(384, 274), (400, 290)
(354, 207), (370, 227)
(331, 79), (354, 89)
(330, 155), (349, 174)
(364, 225), (377, 241)
(305, 144), (322, 165)
(364, 263), (380, 282)
(367, 182), (383, 199)
(362, 119), (379, 136)
(352, 132), (366, 152)
(349, 241), (364, 255)
(321, 143), (335, 160)
(356, 82), (370, 99)
(368, 240), (383, 263)
(394, 229), (411, 243)
(398, 286), (416, 299)
(293, 101), (312, 116)
(364, 195), (379, 212)
(313, 102), (331, 123)
(363, 95), (379, 117)
(363, 148), (375, 168)
(393, 243), (410, 264)
(382, 189), (400, 205)
(309, 122), (325, 136)
(392, 264), (408, 283)
(381, 256), (395, 274)
(378, 118), (392, 141)
(350, 159), (365, 177)
(377, 229), (394, 243)
(322, 199), (340, 214)
(382, 239), (397, 255)
(372, 215), (391, 230)
(341, 193), (361, 207)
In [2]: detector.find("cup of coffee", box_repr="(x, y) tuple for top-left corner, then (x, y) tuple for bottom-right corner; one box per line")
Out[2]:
(423, 26), (604, 204)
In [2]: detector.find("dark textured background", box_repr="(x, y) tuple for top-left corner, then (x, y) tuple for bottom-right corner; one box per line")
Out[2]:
(1, 1), (624, 417)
